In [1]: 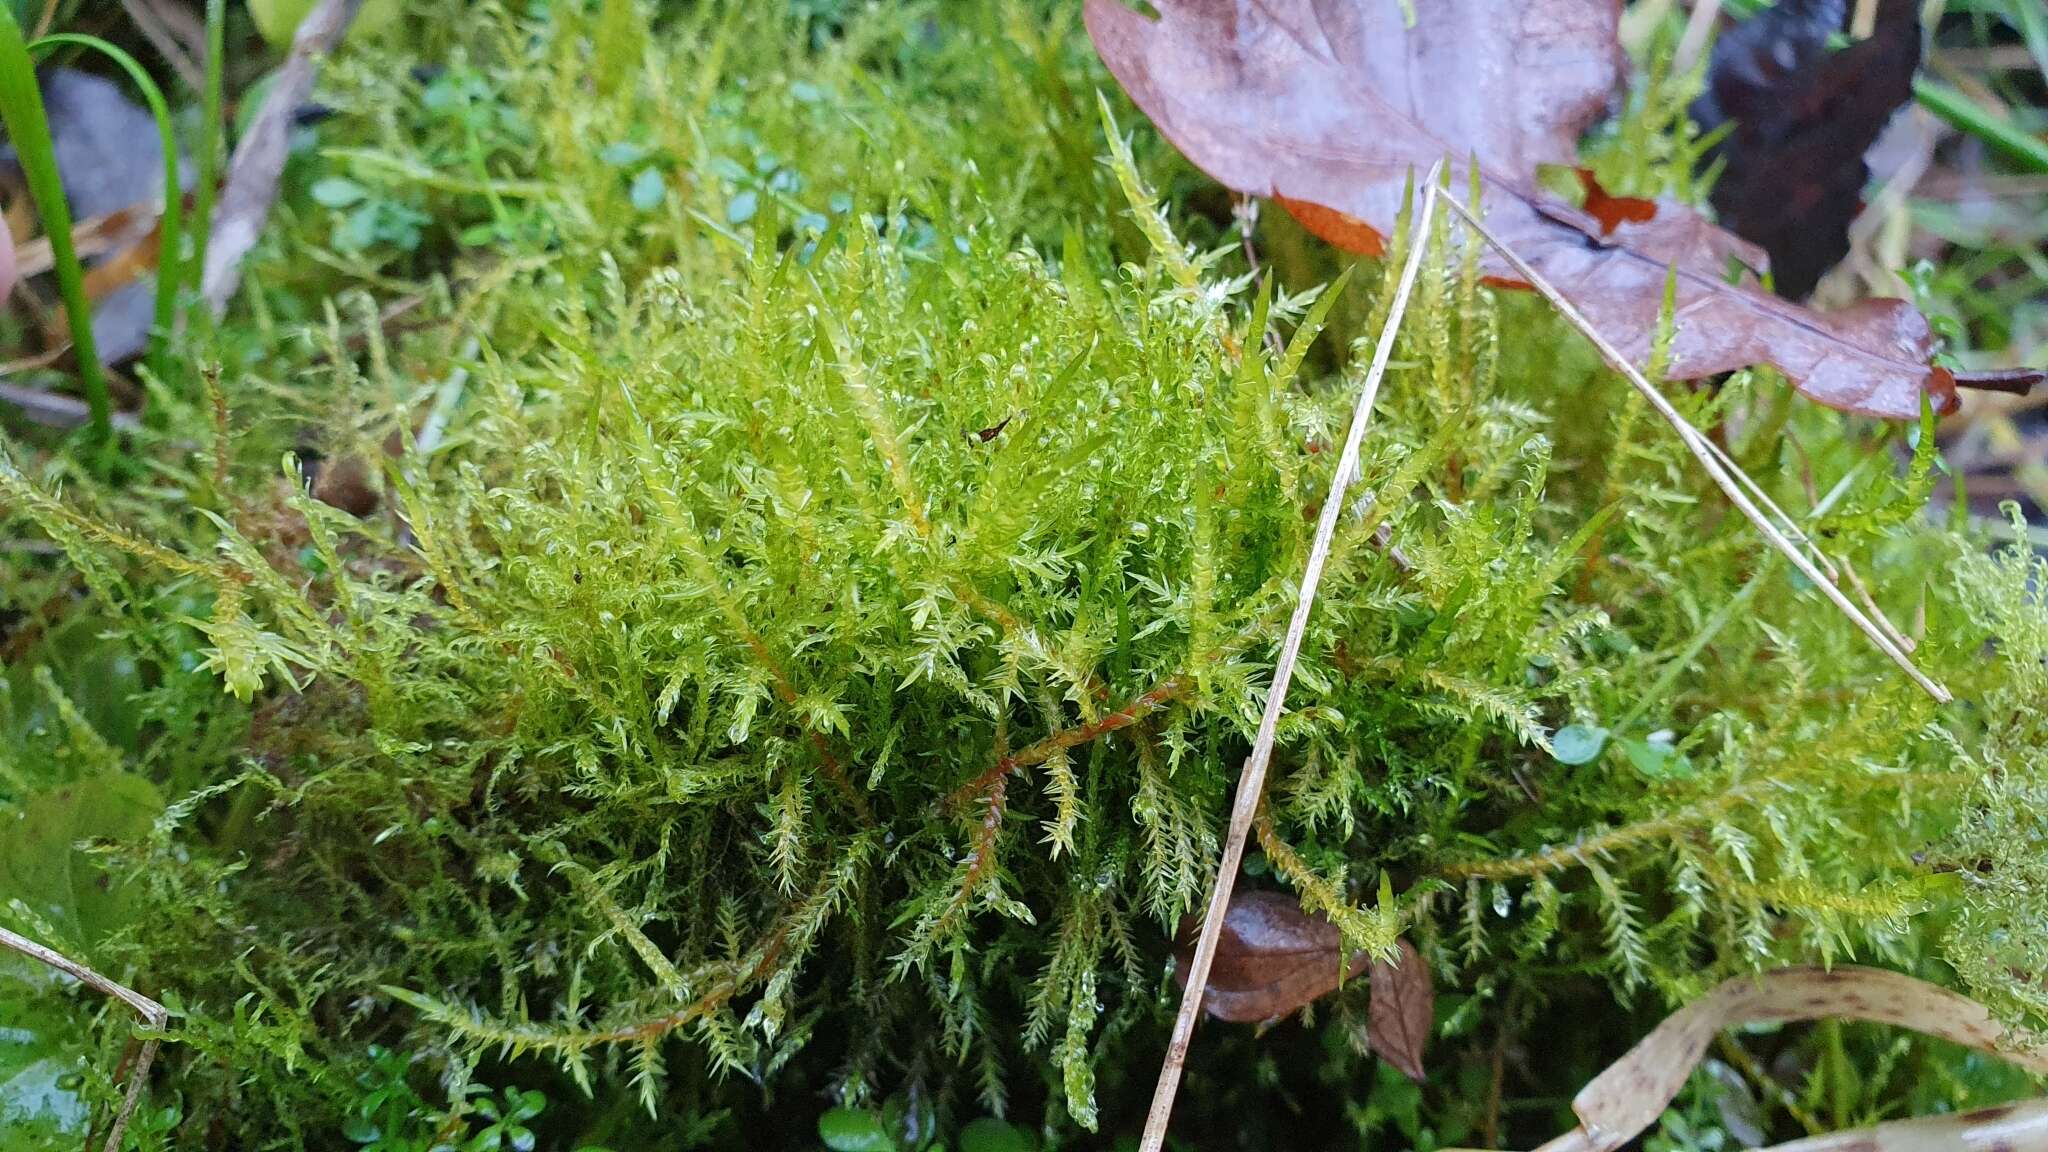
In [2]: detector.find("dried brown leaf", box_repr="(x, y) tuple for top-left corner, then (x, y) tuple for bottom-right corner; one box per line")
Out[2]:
(1367, 938), (1432, 1082)
(1742, 1100), (2048, 1152)
(1084, 0), (2043, 419)
(1546, 967), (2048, 1152)
(12, 202), (160, 278)
(1691, 0), (1920, 299)
(1172, 889), (1366, 1024)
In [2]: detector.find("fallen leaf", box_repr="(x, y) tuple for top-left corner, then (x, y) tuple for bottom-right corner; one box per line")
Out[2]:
(10, 202), (158, 278)
(969, 413), (1015, 443)
(1367, 938), (1432, 1082)
(16, 68), (177, 222)
(1551, 966), (2048, 1152)
(80, 218), (160, 302)
(1, 69), (180, 366)
(1084, 0), (2043, 418)
(1691, 0), (1922, 299)
(1173, 889), (1365, 1023)
(310, 453), (381, 518)
(88, 281), (156, 367)
(1573, 168), (1658, 236)
(0, 379), (144, 431)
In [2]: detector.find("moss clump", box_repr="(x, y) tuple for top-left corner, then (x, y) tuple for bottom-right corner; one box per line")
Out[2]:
(2, 3), (2045, 1148)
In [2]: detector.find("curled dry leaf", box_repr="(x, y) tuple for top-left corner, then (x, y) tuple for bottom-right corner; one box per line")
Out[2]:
(1367, 938), (1432, 1083)
(1540, 966), (2048, 1152)
(1691, 0), (1921, 300)
(4, 69), (180, 365)
(1171, 889), (1434, 1080)
(1083, 0), (2044, 419)
(1173, 889), (1365, 1023)
(26, 68), (179, 223)
(1739, 1100), (2048, 1152)
(310, 453), (381, 518)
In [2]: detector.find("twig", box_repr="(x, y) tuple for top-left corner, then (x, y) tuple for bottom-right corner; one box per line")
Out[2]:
(1748, 1101), (2048, 1152)
(1673, 0), (1724, 74)
(0, 380), (143, 431)
(134, 0), (210, 60)
(0, 926), (168, 1152)
(942, 674), (1191, 812)
(118, 0), (204, 90)
(1138, 165), (1443, 1152)
(1233, 194), (1284, 357)
(1435, 194), (1951, 703)
(200, 0), (364, 315)
(1506, 967), (2048, 1152)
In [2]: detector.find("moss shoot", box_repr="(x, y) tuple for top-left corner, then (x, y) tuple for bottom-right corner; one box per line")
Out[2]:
(2, 3), (2045, 1148)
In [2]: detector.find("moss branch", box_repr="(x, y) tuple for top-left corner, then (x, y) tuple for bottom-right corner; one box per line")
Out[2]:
(945, 674), (1192, 811)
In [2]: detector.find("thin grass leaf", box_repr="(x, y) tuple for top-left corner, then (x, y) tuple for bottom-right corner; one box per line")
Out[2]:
(0, 5), (111, 448)
(29, 32), (183, 384)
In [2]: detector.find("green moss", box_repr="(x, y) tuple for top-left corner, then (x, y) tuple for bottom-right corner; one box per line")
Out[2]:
(2, 2), (2045, 1148)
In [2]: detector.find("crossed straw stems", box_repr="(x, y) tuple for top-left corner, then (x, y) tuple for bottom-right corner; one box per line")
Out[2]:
(1138, 165), (1951, 1152)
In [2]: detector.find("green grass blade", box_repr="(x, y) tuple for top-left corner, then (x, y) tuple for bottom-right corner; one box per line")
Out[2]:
(30, 33), (184, 385)
(0, 5), (110, 448)
(1912, 77), (2048, 174)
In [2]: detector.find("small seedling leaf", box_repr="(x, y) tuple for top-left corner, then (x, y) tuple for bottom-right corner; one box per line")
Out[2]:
(1551, 724), (1609, 765)
(310, 177), (368, 208)
(818, 1107), (896, 1152)
(956, 1118), (1032, 1152)
(630, 168), (666, 212)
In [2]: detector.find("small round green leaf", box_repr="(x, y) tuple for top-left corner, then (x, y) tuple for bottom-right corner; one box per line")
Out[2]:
(1551, 724), (1608, 765)
(957, 1118), (1032, 1152)
(630, 168), (666, 213)
(818, 1107), (895, 1152)
(310, 177), (368, 209)
(1620, 737), (1692, 780)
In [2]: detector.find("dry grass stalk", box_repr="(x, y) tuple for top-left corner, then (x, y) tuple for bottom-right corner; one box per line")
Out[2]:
(1436, 193), (1952, 702)
(0, 925), (168, 1152)
(1138, 163), (1445, 1152)
(1142, 167), (1960, 1152)
(201, 0), (364, 315)
(1509, 966), (2048, 1152)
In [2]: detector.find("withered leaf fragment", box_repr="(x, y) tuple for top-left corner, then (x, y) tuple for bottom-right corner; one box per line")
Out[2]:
(6, 68), (182, 365)
(1691, 0), (1921, 299)
(1367, 938), (1432, 1082)
(1084, 0), (2042, 418)
(1173, 890), (1365, 1023)
(1553, 966), (2048, 1152)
